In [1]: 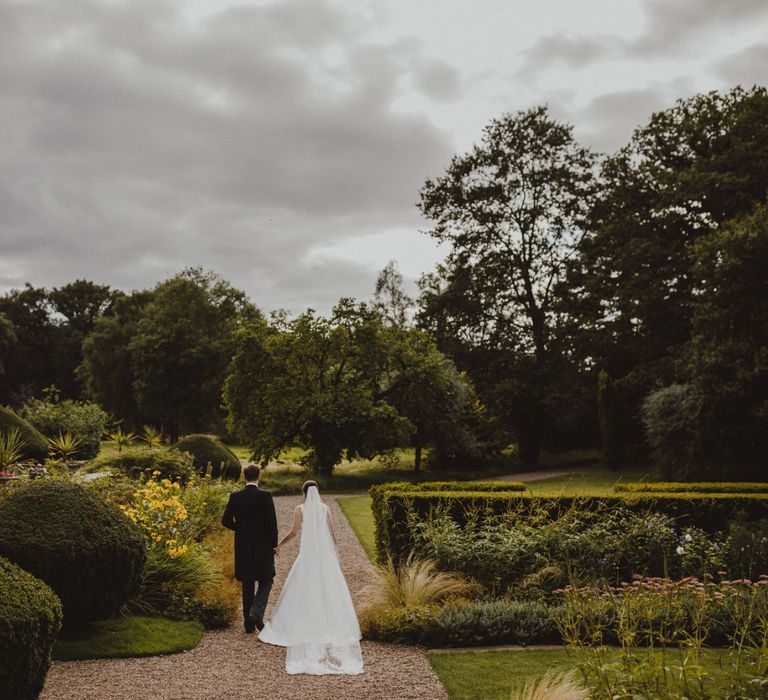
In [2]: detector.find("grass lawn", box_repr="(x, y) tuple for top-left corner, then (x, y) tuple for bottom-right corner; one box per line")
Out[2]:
(428, 647), (733, 700)
(53, 616), (204, 661)
(337, 495), (377, 561)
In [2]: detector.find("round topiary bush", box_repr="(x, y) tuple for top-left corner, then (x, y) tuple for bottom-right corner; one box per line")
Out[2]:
(0, 556), (63, 700)
(0, 405), (49, 462)
(0, 480), (146, 629)
(174, 434), (242, 480)
(86, 447), (195, 483)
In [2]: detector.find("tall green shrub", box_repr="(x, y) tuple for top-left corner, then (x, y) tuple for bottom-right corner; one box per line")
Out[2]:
(21, 396), (109, 459)
(174, 434), (241, 480)
(87, 447), (194, 483)
(0, 406), (48, 461)
(0, 557), (63, 700)
(0, 480), (146, 628)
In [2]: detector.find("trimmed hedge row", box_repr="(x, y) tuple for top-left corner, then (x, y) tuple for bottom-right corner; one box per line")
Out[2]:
(0, 556), (63, 700)
(381, 481), (527, 493)
(0, 480), (146, 628)
(361, 599), (561, 647)
(615, 482), (768, 493)
(370, 485), (768, 565)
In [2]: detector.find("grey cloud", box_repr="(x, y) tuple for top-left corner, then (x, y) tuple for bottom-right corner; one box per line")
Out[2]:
(519, 34), (619, 75)
(716, 42), (768, 86)
(0, 0), (453, 312)
(519, 0), (768, 77)
(575, 86), (682, 152)
(411, 57), (463, 101)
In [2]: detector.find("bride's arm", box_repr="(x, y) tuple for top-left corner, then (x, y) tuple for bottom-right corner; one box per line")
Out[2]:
(275, 506), (302, 554)
(326, 507), (337, 548)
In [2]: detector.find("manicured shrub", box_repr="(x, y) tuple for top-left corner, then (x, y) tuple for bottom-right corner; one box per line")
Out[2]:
(616, 482), (768, 493)
(21, 397), (109, 459)
(0, 479), (146, 628)
(174, 434), (241, 480)
(0, 405), (49, 461)
(361, 599), (561, 647)
(87, 447), (194, 483)
(371, 484), (768, 565)
(641, 383), (707, 480)
(0, 556), (63, 700)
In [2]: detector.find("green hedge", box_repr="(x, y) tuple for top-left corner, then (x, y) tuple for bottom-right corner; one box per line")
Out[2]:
(361, 599), (561, 647)
(0, 405), (49, 462)
(0, 556), (63, 700)
(370, 485), (768, 565)
(0, 480), (146, 628)
(615, 482), (768, 493)
(87, 447), (194, 483)
(173, 434), (241, 480)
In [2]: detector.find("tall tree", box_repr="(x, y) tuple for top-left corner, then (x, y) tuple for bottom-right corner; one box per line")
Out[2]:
(129, 268), (259, 441)
(372, 260), (412, 327)
(567, 86), (768, 451)
(418, 106), (598, 464)
(224, 301), (410, 476)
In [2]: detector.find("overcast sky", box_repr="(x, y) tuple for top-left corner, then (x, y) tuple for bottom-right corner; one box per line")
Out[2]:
(1, 0), (767, 314)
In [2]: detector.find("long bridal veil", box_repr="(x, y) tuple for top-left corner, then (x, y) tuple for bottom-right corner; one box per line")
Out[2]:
(258, 486), (363, 675)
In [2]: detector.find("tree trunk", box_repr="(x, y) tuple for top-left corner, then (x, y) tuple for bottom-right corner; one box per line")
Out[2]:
(414, 442), (422, 473)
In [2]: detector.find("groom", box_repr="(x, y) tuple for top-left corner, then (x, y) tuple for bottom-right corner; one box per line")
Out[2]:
(221, 464), (278, 633)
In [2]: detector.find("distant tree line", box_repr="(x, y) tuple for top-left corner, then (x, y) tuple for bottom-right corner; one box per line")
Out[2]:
(1, 85), (766, 478)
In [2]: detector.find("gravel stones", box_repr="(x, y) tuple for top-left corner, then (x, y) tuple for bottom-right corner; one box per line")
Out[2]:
(41, 494), (448, 700)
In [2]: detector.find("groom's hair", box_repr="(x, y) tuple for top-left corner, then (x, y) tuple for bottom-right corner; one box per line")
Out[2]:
(243, 464), (260, 482)
(302, 480), (318, 496)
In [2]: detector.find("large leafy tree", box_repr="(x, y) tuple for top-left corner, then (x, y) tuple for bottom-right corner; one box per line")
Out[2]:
(418, 105), (598, 464)
(567, 86), (768, 452)
(225, 300), (410, 476)
(0, 280), (115, 403)
(81, 268), (259, 439)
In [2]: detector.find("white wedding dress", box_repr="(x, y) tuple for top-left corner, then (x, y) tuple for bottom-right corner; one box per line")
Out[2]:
(258, 486), (363, 675)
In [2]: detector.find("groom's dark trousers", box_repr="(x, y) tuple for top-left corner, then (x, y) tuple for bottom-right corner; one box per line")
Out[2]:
(221, 483), (278, 627)
(242, 578), (273, 623)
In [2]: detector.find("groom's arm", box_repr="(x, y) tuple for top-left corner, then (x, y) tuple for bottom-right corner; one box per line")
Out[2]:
(267, 494), (278, 549)
(221, 494), (236, 531)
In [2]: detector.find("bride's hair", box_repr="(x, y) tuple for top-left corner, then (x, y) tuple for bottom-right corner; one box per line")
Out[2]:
(301, 480), (318, 496)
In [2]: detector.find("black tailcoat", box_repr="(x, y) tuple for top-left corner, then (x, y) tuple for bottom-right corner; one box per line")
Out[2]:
(221, 485), (278, 581)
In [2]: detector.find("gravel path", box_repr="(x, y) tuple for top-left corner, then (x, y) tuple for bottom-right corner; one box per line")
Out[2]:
(494, 467), (584, 482)
(41, 495), (448, 700)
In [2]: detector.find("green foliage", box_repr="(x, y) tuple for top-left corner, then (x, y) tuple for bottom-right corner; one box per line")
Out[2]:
(370, 483), (768, 567)
(0, 556), (63, 700)
(81, 269), (259, 439)
(48, 431), (84, 460)
(418, 105), (599, 465)
(108, 426), (136, 451)
(140, 424), (163, 450)
(174, 434), (241, 480)
(0, 426), (28, 467)
(0, 281), (114, 403)
(53, 616), (203, 661)
(21, 394), (109, 459)
(0, 405), (49, 461)
(0, 480), (146, 628)
(642, 383), (708, 481)
(569, 87), (768, 464)
(616, 483), (768, 494)
(225, 301), (412, 476)
(361, 599), (561, 647)
(87, 447), (195, 483)
(597, 370), (625, 469)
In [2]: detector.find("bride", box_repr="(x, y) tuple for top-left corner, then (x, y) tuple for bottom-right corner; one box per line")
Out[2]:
(258, 480), (363, 675)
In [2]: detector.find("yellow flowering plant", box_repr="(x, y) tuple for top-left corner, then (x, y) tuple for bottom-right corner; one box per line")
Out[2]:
(121, 470), (190, 558)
